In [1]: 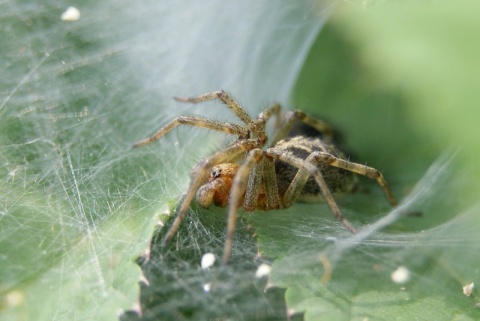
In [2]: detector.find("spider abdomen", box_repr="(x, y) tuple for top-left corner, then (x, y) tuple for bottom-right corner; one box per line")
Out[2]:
(273, 136), (357, 202)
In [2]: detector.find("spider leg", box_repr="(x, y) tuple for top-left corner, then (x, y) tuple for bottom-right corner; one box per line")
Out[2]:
(271, 110), (334, 146)
(162, 139), (260, 244)
(266, 148), (357, 233)
(314, 152), (397, 206)
(256, 103), (281, 126)
(280, 152), (322, 208)
(132, 115), (249, 148)
(243, 157), (263, 211)
(262, 156), (281, 210)
(242, 155), (280, 211)
(174, 90), (263, 137)
(223, 149), (263, 264)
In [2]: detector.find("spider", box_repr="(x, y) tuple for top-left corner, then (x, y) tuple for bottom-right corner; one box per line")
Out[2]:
(133, 90), (397, 264)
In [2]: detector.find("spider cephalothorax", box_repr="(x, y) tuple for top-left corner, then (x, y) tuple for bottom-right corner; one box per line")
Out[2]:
(133, 90), (397, 264)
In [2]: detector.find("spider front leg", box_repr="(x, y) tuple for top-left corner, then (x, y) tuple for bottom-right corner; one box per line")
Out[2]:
(223, 149), (263, 264)
(174, 90), (263, 137)
(242, 156), (280, 211)
(132, 115), (248, 148)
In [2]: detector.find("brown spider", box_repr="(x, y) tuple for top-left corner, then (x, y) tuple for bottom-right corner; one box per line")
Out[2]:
(133, 90), (397, 264)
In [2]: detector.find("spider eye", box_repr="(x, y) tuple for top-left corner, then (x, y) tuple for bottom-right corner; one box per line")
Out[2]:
(212, 168), (222, 178)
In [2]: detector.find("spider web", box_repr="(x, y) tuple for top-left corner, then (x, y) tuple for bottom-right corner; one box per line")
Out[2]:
(2, 1), (480, 321)
(0, 1), (330, 320)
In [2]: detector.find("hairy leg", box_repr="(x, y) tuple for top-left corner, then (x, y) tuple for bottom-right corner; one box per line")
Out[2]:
(223, 149), (263, 264)
(314, 152), (397, 206)
(174, 90), (261, 135)
(262, 156), (280, 210)
(133, 115), (249, 147)
(266, 148), (357, 233)
(257, 103), (281, 126)
(280, 152), (319, 208)
(271, 110), (334, 146)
